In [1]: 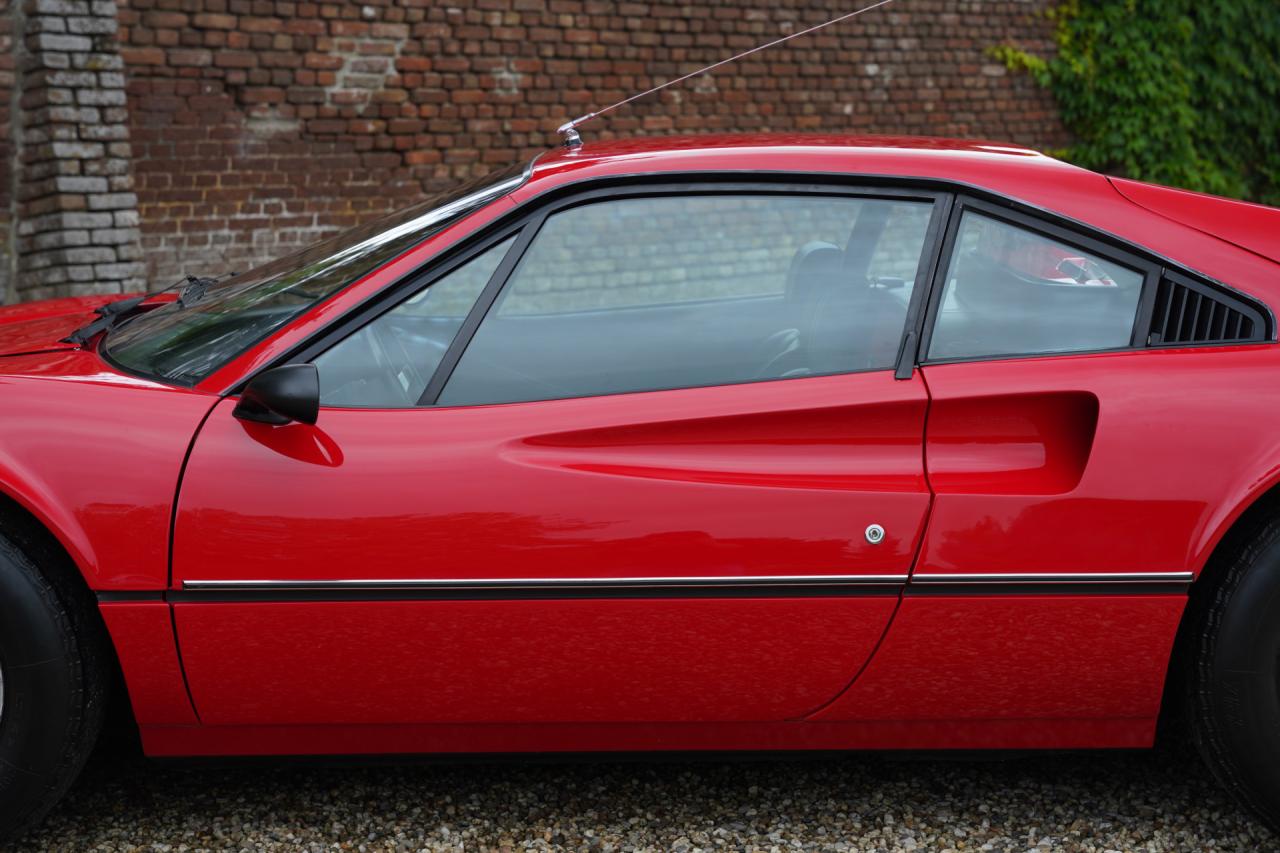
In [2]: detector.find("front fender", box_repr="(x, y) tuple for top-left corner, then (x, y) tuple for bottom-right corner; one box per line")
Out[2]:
(0, 352), (217, 589)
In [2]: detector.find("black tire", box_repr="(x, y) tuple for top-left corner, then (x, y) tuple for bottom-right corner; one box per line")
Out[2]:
(1187, 515), (1280, 832)
(0, 531), (108, 843)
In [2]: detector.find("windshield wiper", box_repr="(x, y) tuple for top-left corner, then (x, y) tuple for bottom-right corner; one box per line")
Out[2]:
(62, 298), (147, 346)
(176, 274), (220, 308)
(62, 272), (237, 345)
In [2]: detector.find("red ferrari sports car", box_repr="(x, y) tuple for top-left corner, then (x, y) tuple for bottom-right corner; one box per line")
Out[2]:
(3, 134), (1280, 838)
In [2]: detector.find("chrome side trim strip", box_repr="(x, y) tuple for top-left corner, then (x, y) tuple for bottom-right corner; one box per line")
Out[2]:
(910, 572), (1193, 585)
(183, 574), (910, 592)
(183, 571), (1193, 592)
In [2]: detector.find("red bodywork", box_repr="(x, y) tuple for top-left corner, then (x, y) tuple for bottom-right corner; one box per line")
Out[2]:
(2, 135), (1279, 757)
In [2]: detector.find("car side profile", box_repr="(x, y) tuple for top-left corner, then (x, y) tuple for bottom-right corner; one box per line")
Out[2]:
(4, 135), (1280, 839)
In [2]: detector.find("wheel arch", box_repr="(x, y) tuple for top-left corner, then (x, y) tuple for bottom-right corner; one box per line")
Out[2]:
(0, 485), (98, 595)
(1160, 474), (1280, 732)
(0, 482), (136, 735)
(1193, 466), (1280, 581)
(0, 473), (99, 589)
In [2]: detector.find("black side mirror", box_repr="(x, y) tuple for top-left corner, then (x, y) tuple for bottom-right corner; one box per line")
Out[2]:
(233, 364), (320, 426)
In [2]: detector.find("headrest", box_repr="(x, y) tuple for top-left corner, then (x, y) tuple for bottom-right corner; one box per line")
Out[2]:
(785, 241), (843, 304)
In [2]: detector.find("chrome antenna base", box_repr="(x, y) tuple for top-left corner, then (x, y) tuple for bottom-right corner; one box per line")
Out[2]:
(557, 115), (591, 148)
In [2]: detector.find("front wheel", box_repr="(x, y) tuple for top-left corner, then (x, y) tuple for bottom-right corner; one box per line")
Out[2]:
(1187, 516), (1280, 832)
(0, 532), (107, 842)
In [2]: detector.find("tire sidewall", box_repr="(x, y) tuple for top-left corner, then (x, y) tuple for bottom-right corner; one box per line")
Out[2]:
(0, 544), (83, 831)
(1205, 532), (1280, 820)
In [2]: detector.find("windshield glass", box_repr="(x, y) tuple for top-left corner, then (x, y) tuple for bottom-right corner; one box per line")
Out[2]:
(104, 161), (529, 385)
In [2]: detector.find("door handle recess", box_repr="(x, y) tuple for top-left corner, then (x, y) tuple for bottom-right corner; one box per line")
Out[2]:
(925, 391), (1099, 495)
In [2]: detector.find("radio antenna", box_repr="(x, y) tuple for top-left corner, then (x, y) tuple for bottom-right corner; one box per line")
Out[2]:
(556, 0), (898, 147)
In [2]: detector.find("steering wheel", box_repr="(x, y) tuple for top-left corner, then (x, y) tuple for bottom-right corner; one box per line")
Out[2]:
(753, 327), (813, 380)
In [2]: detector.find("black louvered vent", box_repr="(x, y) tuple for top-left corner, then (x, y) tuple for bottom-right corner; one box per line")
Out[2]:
(1147, 272), (1267, 347)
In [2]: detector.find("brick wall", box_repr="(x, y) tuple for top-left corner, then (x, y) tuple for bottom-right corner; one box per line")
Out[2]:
(0, 0), (14, 297)
(7, 0), (145, 302)
(5, 0), (1067, 300)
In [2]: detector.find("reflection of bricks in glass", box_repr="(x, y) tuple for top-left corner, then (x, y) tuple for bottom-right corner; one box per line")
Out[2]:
(497, 197), (933, 315)
(0, 0), (1069, 302)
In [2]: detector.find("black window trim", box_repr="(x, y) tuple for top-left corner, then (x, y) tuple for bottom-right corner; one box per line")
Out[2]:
(895, 191), (955, 379)
(914, 195), (1274, 368)
(416, 217), (543, 405)
(273, 178), (950, 407)
(230, 169), (1276, 399)
(916, 196), (1162, 366)
(248, 218), (536, 394)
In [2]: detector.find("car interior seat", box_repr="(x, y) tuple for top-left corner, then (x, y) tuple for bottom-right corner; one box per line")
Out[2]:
(755, 240), (843, 378)
(802, 205), (909, 374)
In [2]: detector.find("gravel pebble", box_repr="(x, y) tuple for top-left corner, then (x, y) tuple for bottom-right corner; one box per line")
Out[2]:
(13, 737), (1275, 852)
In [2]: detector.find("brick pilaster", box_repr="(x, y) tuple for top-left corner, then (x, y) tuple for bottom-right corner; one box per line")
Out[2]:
(0, 0), (14, 302)
(12, 0), (142, 301)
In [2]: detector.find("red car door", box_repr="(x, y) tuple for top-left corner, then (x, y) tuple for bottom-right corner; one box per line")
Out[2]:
(813, 201), (1251, 733)
(171, 186), (944, 727)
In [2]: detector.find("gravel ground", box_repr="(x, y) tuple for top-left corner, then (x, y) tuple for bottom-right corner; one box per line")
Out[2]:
(12, 737), (1275, 852)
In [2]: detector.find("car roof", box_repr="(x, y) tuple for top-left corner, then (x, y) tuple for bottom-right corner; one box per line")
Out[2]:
(522, 132), (1115, 239)
(534, 132), (1051, 160)
(517, 133), (1280, 305)
(528, 133), (1084, 186)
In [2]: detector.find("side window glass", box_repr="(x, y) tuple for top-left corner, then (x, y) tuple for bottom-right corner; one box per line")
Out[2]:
(315, 236), (514, 408)
(439, 194), (933, 407)
(927, 212), (1143, 361)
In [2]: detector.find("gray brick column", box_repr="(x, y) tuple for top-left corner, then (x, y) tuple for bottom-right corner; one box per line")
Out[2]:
(0, 0), (13, 303)
(11, 0), (143, 302)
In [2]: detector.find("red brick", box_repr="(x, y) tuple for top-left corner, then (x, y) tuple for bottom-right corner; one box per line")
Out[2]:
(214, 51), (258, 68)
(108, 0), (1069, 292)
(143, 11), (190, 28)
(193, 13), (238, 29)
(167, 48), (213, 67)
(241, 87), (285, 104)
(122, 46), (165, 65)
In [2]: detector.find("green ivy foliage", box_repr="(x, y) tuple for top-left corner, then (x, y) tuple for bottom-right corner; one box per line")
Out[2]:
(994, 0), (1280, 206)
